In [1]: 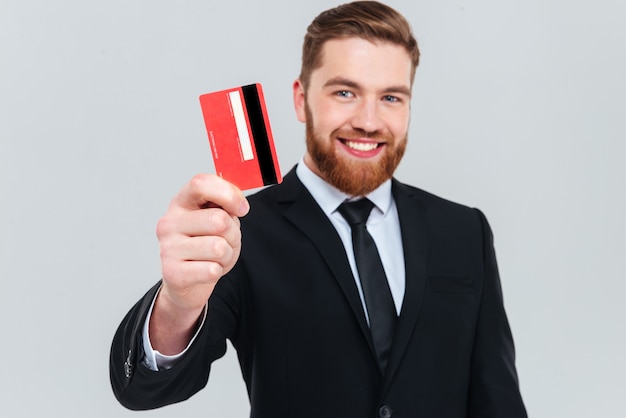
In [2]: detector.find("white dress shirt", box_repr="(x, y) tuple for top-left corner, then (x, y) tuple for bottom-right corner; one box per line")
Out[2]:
(143, 160), (406, 370)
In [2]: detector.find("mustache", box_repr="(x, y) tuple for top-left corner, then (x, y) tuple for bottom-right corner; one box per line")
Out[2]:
(331, 128), (393, 142)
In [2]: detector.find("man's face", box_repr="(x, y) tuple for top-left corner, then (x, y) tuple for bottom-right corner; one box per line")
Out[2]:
(294, 37), (412, 196)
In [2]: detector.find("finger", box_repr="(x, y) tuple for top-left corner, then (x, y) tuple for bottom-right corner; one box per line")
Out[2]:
(156, 208), (241, 246)
(161, 260), (225, 296)
(174, 208), (241, 238)
(172, 174), (249, 217)
(162, 235), (238, 264)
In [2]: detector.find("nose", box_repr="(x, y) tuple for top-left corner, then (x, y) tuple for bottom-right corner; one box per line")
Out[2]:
(350, 98), (384, 134)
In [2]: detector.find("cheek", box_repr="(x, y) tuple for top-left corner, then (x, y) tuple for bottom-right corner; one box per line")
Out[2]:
(388, 112), (410, 138)
(311, 104), (349, 135)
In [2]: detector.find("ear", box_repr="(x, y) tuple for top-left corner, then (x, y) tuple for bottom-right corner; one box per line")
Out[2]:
(293, 79), (307, 123)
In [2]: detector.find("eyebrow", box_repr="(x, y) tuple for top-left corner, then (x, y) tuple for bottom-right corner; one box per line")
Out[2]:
(323, 76), (411, 97)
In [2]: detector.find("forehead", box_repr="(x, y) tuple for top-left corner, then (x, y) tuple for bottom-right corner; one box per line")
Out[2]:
(311, 37), (413, 90)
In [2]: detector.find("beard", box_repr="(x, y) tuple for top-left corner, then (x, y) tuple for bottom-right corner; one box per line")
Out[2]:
(305, 108), (407, 197)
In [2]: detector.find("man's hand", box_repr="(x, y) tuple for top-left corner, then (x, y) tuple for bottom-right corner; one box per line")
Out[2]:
(150, 174), (249, 355)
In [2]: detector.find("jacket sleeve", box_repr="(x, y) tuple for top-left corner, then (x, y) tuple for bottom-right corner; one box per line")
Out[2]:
(109, 277), (237, 410)
(467, 209), (528, 417)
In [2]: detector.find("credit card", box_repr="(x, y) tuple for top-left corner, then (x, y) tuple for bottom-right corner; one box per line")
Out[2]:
(199, 83), (282, 190)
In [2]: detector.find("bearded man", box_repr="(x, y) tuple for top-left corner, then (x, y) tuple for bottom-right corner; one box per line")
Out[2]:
(110, 2), (527, 417)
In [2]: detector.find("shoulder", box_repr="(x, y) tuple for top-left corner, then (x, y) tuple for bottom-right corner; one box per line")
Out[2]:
(392, 178), (489, 236)
(392, 178), (477, 214)
(243, 168), (311, 216)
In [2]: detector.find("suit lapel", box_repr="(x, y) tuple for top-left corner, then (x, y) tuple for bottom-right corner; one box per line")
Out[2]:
(382, 180), (428, 391)
(273, 170), (428, 382)
(276, 169), (377, 358)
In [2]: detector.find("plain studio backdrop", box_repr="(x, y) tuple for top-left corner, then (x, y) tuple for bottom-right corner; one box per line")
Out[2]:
(1, 0), (624, 416)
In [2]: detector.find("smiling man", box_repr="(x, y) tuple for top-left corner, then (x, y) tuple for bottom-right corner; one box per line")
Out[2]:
(297, 37), (411, 197)
(110, 2), (527, 417)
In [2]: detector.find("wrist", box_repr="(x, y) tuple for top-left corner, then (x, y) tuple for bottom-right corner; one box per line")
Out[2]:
(149, 288), (206, 355)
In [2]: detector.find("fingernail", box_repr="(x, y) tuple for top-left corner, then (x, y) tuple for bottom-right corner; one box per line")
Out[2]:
(239, 199), (250, 216)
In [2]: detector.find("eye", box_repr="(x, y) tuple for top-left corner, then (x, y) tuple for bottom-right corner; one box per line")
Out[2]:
(382, 95), (401, 103)
(335, 90), (354, 98)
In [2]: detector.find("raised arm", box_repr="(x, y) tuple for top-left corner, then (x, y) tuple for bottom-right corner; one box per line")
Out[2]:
(110, 174), (249, 410)
(151, 174), (249, 354)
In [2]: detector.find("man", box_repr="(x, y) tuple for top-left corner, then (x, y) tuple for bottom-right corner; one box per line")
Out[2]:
(110, 1), (527, 417)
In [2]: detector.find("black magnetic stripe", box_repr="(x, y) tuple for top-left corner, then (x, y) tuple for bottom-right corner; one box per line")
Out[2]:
(241, 84), (277, 185)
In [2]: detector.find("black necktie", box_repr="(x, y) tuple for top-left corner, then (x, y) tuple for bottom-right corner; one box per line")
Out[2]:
(338, 198), (396, 372)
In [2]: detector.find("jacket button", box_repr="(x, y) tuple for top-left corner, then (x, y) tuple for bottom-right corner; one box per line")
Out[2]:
(379, 405), (392, 418)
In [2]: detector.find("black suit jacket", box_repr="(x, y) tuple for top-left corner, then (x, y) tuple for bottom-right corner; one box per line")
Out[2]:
(110, 168), (527, 417)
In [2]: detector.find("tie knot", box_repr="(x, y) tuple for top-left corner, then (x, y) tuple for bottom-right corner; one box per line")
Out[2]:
(338, 198), (375, 226)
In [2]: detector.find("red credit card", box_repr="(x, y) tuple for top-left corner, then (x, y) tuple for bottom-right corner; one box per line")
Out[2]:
(199, 83), (282, 190)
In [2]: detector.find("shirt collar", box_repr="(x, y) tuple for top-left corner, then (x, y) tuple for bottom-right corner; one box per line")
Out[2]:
(295, 158), (393, 217)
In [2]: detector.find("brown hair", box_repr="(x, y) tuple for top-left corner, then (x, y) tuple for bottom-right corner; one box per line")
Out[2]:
(299, 1), (420, 91)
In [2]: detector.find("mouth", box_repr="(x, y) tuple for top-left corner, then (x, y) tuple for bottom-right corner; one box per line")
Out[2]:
(341, 139), (381, 152)
(338, 136), (386, 154)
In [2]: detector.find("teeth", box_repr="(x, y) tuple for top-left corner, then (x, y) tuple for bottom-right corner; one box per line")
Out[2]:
(345, 141), (378, 151)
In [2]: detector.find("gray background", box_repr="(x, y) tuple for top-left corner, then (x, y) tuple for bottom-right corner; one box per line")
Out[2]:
(1, 0), (624, 416)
